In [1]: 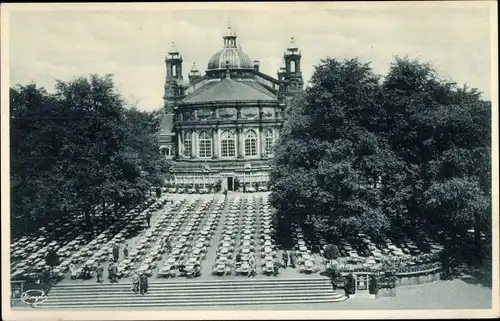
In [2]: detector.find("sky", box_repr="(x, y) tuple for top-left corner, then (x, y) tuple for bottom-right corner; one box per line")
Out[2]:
(6, 2), (495, 111)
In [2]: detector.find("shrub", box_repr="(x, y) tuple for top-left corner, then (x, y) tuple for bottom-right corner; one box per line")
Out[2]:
(214, 179), (222, 192)
(324, 244), (340, 260)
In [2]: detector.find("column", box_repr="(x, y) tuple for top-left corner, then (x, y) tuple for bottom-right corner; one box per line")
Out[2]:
(259, 126), (265, 158)
(237, 127), (244, 159)
(212, 127), (219, 159)
(192, 131), (198, 158)
(177, 132), (182, 158)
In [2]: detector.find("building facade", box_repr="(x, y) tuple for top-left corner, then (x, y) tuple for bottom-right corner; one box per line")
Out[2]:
(159, 26), (303, 191)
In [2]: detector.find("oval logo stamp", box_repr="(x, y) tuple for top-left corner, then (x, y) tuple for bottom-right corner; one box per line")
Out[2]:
(20, 289), (47, 307)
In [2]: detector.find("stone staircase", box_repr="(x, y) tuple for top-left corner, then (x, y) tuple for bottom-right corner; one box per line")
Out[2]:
(38, 278), (347, 308)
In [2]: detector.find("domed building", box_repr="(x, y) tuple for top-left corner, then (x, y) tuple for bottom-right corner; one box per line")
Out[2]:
(159, 25), (303, 191)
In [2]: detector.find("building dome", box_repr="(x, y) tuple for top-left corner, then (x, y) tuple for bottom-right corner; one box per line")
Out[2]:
(207, 47), (253, 70)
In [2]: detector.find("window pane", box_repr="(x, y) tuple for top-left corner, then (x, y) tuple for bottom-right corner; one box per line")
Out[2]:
(198, 131), (212, 158)
(221, 130), (236, 157)
(244, 130), (257, 156)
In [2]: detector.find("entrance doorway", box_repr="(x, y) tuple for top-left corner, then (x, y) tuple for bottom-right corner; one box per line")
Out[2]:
(355, 274), (369, 292)
(227, 177), (234, 191)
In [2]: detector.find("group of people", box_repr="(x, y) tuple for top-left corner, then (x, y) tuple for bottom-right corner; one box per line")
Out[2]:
(281, 249), (297, 269)
(131, 270), (149, 294)
(234, 252), (257, 277)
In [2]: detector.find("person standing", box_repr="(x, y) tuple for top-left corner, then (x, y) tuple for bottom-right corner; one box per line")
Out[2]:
(70, 263), (77, 280)
(155, 186), (162, 198)
(112, 244), (119, 263)
(146, 211), (152, 228)
(223, 188), (228, 200)
(289, 250), (296, 269)
(131, 271), (140, 294)
(282, 250), (289, 268)
(123, 244), (129, 259)
(139, 272), (148, 295)
(96, 263), (104, 284)
(108, 262), (118, 283)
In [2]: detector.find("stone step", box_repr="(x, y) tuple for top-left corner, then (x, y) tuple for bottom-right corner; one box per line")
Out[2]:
(39, 293), (346, 308)
(47, 291), (342, 302)
(38, 296), (347, 308)
(51, 279), (331, 291)
(51, 282), (332, 293)
(40, 273), (346, 309)
(54, 277), (329, 287)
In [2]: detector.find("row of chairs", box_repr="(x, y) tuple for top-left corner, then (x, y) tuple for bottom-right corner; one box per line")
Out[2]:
(11, 198), (158, 280)
(117, 199), (185, 278)
(158, 197), (227, 278)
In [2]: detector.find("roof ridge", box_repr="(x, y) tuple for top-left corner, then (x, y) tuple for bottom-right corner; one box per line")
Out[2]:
(183, 80), (220, 100)
(238, 80), (275, 98)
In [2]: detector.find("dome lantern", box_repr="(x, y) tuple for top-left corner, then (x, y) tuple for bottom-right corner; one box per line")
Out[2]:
(223, 19), (237, 48)
(206, 23), (253, 71)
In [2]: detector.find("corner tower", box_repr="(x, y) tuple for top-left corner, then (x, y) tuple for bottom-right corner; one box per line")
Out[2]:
(163, 42), (184, 114)
(279, 37), (304, 104)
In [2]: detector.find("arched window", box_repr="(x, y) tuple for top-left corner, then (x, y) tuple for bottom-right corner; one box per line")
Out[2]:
(244, 130), (258, 157)
(172, 65), (177, 77)
(220, 130), (236, 158)
(183, 131), (192, 157)
(198, 131), (212, 158)
(290, 61), (296, 73)
(264, 129), (274, 155)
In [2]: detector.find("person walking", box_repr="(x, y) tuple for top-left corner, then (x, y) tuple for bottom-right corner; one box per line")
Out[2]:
(96, 263), (104, 284)
(123, 244), (129, 259)
(282, 250), (289, 268)
(146, 211), (152, 228)
(131, 271), (140, 294)
(139, 272), (149, 295)
(223, 188), (228, 200)
(112, 244), (119, 263)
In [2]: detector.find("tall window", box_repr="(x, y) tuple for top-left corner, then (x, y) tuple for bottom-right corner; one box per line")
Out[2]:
(264, 129), (274, 155)
(220, 130), (236, 158)
(244, 130), (257, 157)
(290, 61), (296, 73)
(198, 131), (212, 158)
(183, 131), (192, 157)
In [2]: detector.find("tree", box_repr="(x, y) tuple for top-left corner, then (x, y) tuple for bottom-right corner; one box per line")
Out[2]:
(10, 74), (170, 238)
(382, 56), (491, 261)
(270, 58), (395, 240)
